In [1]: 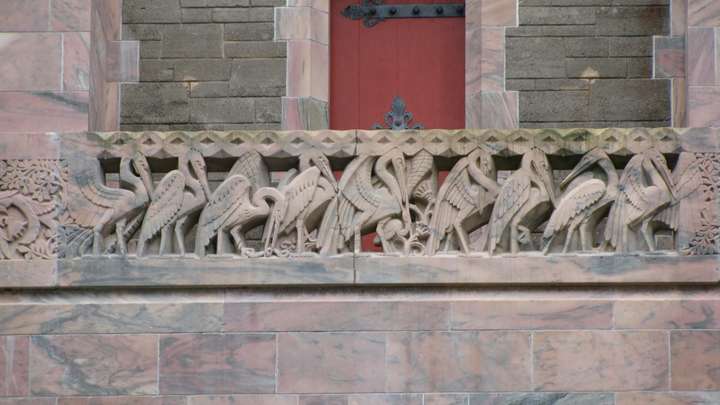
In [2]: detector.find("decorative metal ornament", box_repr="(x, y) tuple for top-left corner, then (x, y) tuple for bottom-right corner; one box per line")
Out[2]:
(373, 96), (424, 130)
(341, 0), (464, 28)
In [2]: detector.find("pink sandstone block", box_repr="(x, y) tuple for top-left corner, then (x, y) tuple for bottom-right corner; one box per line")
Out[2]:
(348, 395), (422, 405)
(278, 333), (386, 393)
(64, 32), (91, 91)
(225, 301), (450, 332)
(451, 300), (613, 330)
(29, 335), (157, 396)
(298, 395), (347, 405)
(311, 41), (329, 101)
(423, 394), (467, 405)
(654, 36), (685, 78)
(688, 86), (720, 127)
(57, 397), (185, 405)
(616, 392), (720, 405)
(615, 300), (720, 329)
(687, 28), (717, 86)
(106, 40), (140, 83)
(466, 0), (517, 28)
(0, 400), (55, 405)
(466, 91), (518, 129)
(688, 0), (720, 27)
(385, 331), (531, 392)
(0, 0), (50, 31)
(466, 28), (505, 93)
(51, 0), (91, 31)
(671, 331), (720, 390)
(159, 334), (276, 395)
(672, 77), (687, 126)
(0, 336), (29, 397)
(0, 34), (61, 91)
(533, 331), (669, 391)
(190, 396), (297, 405)
(287, 40), (312, 97)
(0, 92), (89, 133)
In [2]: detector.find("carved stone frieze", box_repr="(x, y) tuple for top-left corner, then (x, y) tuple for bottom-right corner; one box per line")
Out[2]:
(0, 129), (718, 260)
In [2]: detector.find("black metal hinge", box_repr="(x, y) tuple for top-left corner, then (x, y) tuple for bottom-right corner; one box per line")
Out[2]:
(341, 0), (464, 28)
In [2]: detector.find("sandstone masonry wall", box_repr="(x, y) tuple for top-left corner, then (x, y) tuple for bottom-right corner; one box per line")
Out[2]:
(0, 0), (91, 133)
(121, 0), (286, 130)
(507, 0), (672, 128)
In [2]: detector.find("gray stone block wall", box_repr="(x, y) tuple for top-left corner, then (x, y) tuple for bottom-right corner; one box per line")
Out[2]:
(507, 0), (671, 128)
(120, 0), (285, 130)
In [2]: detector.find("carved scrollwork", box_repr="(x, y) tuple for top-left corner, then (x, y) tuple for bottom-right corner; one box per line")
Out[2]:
(5, 130), (715, 260)
(0, 160), (63, 259)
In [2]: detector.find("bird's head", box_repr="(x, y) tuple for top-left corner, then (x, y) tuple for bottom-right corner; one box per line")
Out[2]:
(187, 148), (211, 199)
(644, 149), (677, 200)
(560, 148), (610, 189)
(131, 151), (154, 193)
(523, 148), (556, 205)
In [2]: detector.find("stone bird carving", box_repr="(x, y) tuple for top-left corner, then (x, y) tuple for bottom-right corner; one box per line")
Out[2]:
(194, 151), (271, 256)
(487, 147), (556, 255)
(542, 149), (619, 254)
(317, 149), (409, 254)
(264, 151), (337, 255)
(427, 149), (499, 255)
(604, 149), (676, 252)
(65, 151), (153, 255)
(136, 149), (211, 256)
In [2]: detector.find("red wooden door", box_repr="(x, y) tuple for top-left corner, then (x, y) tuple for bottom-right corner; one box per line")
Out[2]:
(330, 0), (465, 130)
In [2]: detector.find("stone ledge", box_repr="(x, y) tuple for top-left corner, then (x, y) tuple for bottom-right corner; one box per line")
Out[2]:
(1, 255), (717, 288)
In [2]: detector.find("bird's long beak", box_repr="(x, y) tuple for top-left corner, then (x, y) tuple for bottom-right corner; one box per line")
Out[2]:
(545, 171), (557, 206)
(140, 168), (154, 195)
(200, 176), (212, 200)
(560, 156), (598, 189)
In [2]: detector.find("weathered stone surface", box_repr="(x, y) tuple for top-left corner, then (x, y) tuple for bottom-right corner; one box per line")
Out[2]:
(58, 256), (354, 287)
(123, 0), (181, 23)
(160, 334), (275, 394)
(173, 59), (232, 82)
(565, 58), (628, 78)
(671, 331), (720, 390)
(225, 301), (450, 331)
(563, 37), (609, 57)
(0, 336), (28, 397)
(469, 393), (614, 405)
(30, 335), (157, 395)
(0, 303), (223, 334)
(589, 79), (670, 121)
(278, 333), (386, 393)
(533, 331), (668, 391)
(120, 83), (190, 124)
(610, 36), (653, 56)
(506, 37), (566, 79)
(0, 33), (62, 91)
(386, 331), (531, 392)
(190, 396), (296, 405)
(57, 397), (185, 405)
(51, 0), (91, 31)
(190, 98), (254, 123)
(224, 41), (286, 58)
(452, 300), (613, 330)
(0, 0), (49, 31)
(615, 300), (720, 329)
(519, 91), (589, 122)
(616, 392), (720, 405)
(224, 23), (275, 41)
(229, 59), (286, 96)
(161, 25), (223, 58)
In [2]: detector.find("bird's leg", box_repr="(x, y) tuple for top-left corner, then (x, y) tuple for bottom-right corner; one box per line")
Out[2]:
(542, 234), (555, 256)
(216, 230), (226, 256)
(231, 227), (253, 257)
(579, 221), (593, 251)
(115, 218), (127, 255)
(453, 222), (471, 254)
(641, 218), (655, 252)
(159, 225), (172, 255)
(354, 223), (362, 254)
(443, 230), (453, 253)
(174, 217), (187, 256)
(562, 224), (577, 254)
(92, 228), (103, 256)
(510, 223), (519, 254)
(296, 218), (305, 254)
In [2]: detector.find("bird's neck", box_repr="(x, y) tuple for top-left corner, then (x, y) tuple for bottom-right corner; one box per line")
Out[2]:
(119, 158), (147, 200)
(600, 159), (619, 195)
(180, 158), (202, 197)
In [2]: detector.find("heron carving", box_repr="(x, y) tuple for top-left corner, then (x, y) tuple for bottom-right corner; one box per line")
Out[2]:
(317, 149), (409, 254)
(604, 149), (676, 252)
(194, 151), (272, 256)
(136, 149), (211, 256)
(65, 151), (153, 255)
(264, 151), (338, 254)
(487, 147), (556, 255)
(542, 148), (619, 254)
(427, 149), (499, 255)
